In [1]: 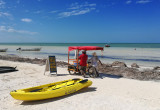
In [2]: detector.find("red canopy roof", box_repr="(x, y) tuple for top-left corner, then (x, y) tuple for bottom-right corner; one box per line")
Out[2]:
(68, 46), (104, 51)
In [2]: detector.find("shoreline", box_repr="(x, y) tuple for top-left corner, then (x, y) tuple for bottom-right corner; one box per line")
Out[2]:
(0, 55), (160, 81)
(1, 44), (160, 67)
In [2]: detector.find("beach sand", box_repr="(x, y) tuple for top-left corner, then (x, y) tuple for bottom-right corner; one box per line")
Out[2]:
(0, 60), (160, 110)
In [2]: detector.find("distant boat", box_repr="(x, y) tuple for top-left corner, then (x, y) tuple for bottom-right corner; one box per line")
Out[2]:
(16, 48), (41, 51)
(105, 44), (110, 47)
(0, 48), (8, 52)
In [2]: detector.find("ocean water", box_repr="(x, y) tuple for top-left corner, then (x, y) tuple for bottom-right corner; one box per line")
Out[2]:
(0, 43), (160, 67)
(1, 43), (160, 48)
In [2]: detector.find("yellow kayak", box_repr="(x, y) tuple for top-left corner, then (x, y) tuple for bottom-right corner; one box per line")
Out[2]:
(10, 78), (92, 101)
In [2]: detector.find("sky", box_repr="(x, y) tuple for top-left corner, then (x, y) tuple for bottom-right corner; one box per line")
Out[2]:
(0, 0), (160, 43)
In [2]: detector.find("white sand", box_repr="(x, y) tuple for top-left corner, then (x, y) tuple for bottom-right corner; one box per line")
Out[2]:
(0, 60), (160, 110)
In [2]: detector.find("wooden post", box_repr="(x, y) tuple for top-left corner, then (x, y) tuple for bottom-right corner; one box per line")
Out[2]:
(44, 59), (49, 75)
(76, 50), (79, 72)
(68, 51), (70, 65)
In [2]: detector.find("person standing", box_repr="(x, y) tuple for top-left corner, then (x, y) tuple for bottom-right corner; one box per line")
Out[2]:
(90, 52), (102, 76)
(78, 50), (88, 77)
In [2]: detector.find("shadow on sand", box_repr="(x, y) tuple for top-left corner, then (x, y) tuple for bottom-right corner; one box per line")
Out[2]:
(64, 72), (121, 79)
(47, 74), (70, 77)
(20, 87), (97, 105)
(98, 73), (122, 79)
(56, 74), (70, 76)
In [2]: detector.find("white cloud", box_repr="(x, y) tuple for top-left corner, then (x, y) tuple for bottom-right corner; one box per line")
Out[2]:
(58, 2), (96, 18)
(136, 0), (151, 4)
(0, 26), (38, 35)
(49, 10), (58, 14)
(0, 12), (10, 17)
(0, 0), (5, 8)
(59, 8), (95, 18)
(1, 12), (10, 16)
(16, 30), (38, 35)
(0, 12), (12, 19)
(69, 2), (96, 10)
(126, 0), (132, 4)
(21, 18), (32, 22)
(0, 26), (6, 31)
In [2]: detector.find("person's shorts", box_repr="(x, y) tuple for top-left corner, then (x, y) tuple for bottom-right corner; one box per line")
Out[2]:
(79, 66), (86, 72)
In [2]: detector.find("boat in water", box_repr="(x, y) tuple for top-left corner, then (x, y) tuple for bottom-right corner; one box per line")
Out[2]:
(105, 44), (110, 47)
(16, 47), (41, 51)
(0, 48), (8, 52)
(10, 78), (92, 101)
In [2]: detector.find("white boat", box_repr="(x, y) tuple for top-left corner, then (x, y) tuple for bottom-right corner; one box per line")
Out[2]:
(0, 48), (8, 52)
(16, 48), (41, 51)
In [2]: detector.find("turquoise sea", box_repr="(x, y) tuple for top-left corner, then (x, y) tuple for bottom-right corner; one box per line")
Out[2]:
(0, 43), (160, 48)
(0, 43), (160, 67)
